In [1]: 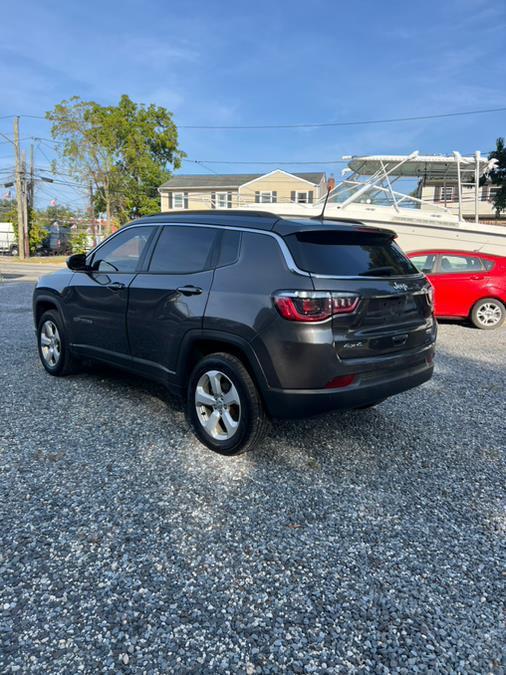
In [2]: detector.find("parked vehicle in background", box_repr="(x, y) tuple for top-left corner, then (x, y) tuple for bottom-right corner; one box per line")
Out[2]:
(0, 222), (18, 255)
(33, 212), (436, 455)
(408, 250), (506, 329)
(35, 223), (73, 256)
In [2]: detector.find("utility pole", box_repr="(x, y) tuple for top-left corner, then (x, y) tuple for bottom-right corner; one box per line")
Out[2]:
(26, 143), (35, 258)
(28, 143), (35, 213)
(89, 181), (97, 246)
(14, 117), (26, 259)
(21, 150), (29, 258)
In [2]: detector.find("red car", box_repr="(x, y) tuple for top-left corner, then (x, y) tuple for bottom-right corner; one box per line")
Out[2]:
(408, 249), (506, 330)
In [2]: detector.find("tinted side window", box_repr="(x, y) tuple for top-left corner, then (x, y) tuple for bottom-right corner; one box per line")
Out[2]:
(217, 230), (241, 267)
(439, 255), (484, 274)
(92, 227), (154, 273)
(149, 226), (218, 273)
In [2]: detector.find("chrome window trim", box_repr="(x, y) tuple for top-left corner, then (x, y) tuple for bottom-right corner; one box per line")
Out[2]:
(116, 221), (426, 281)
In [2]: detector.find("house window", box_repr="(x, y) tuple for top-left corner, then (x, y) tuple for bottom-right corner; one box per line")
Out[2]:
(291, 190), (313, 204)
(173, 192), (184, 209)
(260, 191), (277, 203)
(216, 192), (229, 208)
(435, 186), (455, 202)
(481, 186), (499, 202)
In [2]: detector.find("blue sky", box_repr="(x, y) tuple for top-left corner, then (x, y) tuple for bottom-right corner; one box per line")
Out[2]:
(1, 0), (506, 209)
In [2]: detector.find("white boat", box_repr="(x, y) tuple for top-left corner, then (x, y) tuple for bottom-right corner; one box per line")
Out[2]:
(239, 152), (506, 256)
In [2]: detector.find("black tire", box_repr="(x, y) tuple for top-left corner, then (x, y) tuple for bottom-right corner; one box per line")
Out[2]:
(354, 398), (386, 410)
(186, 352), (269, 455)
(470, 297), (505, 330)
(37, 309), (78, 376)
(10, 245), (19, 256)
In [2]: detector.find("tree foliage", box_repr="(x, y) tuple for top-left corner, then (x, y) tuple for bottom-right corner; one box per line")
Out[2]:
(46, 95), (185, 225)
(487, 137), (506, 216)
(0, 198), (17, 226)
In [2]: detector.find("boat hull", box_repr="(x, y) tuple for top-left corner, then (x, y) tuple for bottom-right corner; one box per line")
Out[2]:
(238, 203), (506, 256)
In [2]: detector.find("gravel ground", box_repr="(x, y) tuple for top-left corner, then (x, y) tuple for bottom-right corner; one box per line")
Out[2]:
(0, 282), (504, 674)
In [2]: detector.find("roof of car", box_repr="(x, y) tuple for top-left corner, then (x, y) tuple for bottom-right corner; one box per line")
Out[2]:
(407, 249), (505, 259)
(130, 210), (396, 237)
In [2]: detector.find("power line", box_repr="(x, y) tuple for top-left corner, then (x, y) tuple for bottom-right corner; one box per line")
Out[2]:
(2, 105), (505, 130)
(177, 106), (506, 129)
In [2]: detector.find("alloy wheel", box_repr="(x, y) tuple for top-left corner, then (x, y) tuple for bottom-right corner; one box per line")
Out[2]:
(40, 320), (62, 367)
(195, 369), (241, 441)
(476, 302), (502, 327)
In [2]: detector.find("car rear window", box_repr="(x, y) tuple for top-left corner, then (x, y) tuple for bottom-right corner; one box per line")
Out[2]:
(285, 231), (418, 276)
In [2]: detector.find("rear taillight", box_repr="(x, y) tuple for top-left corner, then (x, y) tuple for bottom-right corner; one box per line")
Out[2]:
(425, 283), (434, 310)
(273, 291), (359, 322)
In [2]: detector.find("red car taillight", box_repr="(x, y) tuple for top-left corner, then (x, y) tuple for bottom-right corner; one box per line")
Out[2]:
(273, 291), (359, 322)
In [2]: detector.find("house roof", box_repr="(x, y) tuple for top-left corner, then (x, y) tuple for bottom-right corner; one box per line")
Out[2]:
(159, 171), (325, 190)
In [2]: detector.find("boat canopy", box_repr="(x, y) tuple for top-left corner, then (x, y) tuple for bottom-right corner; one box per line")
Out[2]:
(345, 152), (493, 181)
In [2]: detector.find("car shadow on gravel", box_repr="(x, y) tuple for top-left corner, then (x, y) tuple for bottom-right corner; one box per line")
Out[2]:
(69, 342), (505, 497)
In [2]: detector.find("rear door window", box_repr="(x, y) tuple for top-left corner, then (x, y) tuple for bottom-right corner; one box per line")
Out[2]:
(149, 226), (218, 273)
(216, 230), (241, 267)
(438, 254), (485, 274)
(410, 253), (437, 274)
(285, 231), (418, 276)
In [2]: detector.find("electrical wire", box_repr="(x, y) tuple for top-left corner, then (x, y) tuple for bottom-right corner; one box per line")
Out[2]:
(1, 105), (504, 129)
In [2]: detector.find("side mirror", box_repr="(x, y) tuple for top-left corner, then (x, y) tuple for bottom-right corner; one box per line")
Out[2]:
(67, 252), (89, 271)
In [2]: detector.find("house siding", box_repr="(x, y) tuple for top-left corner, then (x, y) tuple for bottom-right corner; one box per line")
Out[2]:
(420, 183), (499, 218)
(239, 172), (323, 205)
(159, 170), (326, 211)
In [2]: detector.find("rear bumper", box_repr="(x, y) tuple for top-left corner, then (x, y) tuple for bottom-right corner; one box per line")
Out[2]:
(262, 350), (434, 418)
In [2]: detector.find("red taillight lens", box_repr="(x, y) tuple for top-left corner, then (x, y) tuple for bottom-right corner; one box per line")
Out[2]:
(332, 295), (360, 314)
(274, 294), (332, 322)
(325, 374), (356, 388)
(273, 291), (359, 322)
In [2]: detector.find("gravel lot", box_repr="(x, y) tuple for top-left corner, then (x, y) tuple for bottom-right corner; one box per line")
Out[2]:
(0, 281), (504, 674)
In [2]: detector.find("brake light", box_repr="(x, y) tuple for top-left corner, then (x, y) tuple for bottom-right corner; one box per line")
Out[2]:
(273, 291), (359, 322)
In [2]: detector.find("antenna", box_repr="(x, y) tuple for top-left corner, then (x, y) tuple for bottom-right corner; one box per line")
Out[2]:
(312, 186), (332, 220)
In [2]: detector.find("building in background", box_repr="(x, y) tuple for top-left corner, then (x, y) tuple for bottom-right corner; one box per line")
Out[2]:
(159, 170), (326, 211)
(421, 181), (501, 222)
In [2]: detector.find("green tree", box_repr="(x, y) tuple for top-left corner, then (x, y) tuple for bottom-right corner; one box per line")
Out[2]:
(46, 95), (184, 225)
(28, 210), (48, 253)
(487, 137), (506, 217)
(0, 198), (17, 226)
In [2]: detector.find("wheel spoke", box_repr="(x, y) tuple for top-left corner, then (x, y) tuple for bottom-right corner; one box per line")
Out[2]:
(204, 409), (222, 436)
(40, 335), (51, 347)
(222, 410), (239, 435)
(207, 371), (223, 397)
(222, 383), (240, 406)
(195, 385), (216, 408)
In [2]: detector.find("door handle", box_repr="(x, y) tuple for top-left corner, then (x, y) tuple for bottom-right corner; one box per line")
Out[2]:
(177, 285), (203, 296)
(470, 275), (484, 280)
(108, 281), (125, 290)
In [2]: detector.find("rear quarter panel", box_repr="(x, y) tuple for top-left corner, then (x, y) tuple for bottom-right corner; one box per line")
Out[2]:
(203, 231), (314, 387)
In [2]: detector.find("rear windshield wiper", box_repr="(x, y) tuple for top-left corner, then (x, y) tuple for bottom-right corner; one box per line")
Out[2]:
(360, 266), (396, 277)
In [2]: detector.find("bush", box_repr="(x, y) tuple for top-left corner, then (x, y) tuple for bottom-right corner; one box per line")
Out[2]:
(70, 230), (89, 253)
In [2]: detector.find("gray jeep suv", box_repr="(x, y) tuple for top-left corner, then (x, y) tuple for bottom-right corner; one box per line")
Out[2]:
(33, 211), (436, 455)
